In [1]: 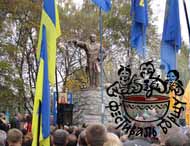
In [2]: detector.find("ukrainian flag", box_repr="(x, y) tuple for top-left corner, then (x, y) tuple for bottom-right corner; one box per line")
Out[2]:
(32, 0), (60, 145)
(37, 0), (61, 86)
(32, 26), (50, 146)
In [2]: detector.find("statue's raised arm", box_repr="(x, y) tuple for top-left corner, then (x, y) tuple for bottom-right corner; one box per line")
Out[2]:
(71, 40), (89, 52)
(69, 34), (105, 88)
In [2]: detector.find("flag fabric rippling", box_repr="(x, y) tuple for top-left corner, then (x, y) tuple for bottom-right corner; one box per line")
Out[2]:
(32, 26), (50, 146)
(130, 0), (148, 56)
(91, 0), (111, 12)
(160, 0), (181, 73)
(37, 0), (61, 86)
(32, 0), (61, 145)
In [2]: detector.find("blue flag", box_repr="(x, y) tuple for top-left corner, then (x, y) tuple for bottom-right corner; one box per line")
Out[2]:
(92, 0), (111, 12)
(130, 0), (148, 56)
(67, 92), (73, 104)
(160, 0), (181, 73)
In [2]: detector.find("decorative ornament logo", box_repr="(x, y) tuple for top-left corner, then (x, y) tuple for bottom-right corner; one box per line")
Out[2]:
(106, 61), (186, 137)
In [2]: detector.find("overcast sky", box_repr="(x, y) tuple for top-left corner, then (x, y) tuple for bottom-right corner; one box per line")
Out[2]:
(73, 0), (190, 46)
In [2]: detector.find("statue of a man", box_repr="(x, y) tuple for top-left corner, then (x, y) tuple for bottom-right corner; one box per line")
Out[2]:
(71, 34), (105, 88)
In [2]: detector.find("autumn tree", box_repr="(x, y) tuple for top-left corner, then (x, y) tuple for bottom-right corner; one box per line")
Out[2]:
(0, 0), (41, 113)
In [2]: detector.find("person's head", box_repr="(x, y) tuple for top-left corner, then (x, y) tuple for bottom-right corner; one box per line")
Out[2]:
(150, 144), (160, 146)
(106, 124), (121, 138)
(25, 115), (32, 123)
(185, 129), (190, 140)
(78, 130), (87, 146)
(50, 125), (57, 135)
(123, 139), (151, 146)
(21, 128), (27, 136)
(68, 127), (74, 134)
(15, 113), (22, 120)
(67, 134), (77, 146)
(0, 113), (5, 120)
(184, 142), (190, 146)
(90, 34), (96, 43)
(53, 129), (69, 146)
(22, 132), (32, 146)
(7, 128), (23, 146)
(0, 130), (7, 146)
(159, 124), (180, 145)
(74, 127), (82, 139)
(50, 126), (57, 146)
(185, 128), (190, 141)
(120, 134), (128, 143)
(64, 125), (69, 132)
(165, 133), (188, 146)
(103, 133), (122, 146)
(82, 123), (88, 129)
(86, 123), (107, 146)
(24, 114), (29, 120)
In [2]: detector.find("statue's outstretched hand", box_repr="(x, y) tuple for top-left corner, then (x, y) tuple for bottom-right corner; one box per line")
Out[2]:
(68, 40), (87, 51)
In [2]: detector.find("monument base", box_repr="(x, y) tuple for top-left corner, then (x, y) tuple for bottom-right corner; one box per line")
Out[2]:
(72, 88), (113, 125)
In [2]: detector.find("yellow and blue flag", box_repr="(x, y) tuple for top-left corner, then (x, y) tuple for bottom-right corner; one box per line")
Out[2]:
(32, 0), (61, 145)
(130, 0), (148, 56)
(92, 0), (111, 12)
(160, 0), (181, 73)
(32, 26), (50, 146)
(37, 0), (61, 86)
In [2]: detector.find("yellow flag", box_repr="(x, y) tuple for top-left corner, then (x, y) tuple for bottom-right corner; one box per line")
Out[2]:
(183, 80), (190, 126)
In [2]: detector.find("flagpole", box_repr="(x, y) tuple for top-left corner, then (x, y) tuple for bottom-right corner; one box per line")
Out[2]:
(55, 67), (59, 127)
(37, 101), (41, 146)
(183, 0), (190, 41)
(175, 42), (177, 70)
(183, 0), (190, 71)
(143, 25), (146, 60)
(99, 8), (105, 124)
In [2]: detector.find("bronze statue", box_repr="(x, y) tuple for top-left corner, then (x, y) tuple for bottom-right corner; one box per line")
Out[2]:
(70, 34), (105, 88)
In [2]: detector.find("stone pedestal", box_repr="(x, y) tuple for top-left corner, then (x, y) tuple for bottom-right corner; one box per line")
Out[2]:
(72, 88), (113, 125)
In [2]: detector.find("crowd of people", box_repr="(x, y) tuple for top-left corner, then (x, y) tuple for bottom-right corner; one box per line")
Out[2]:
(0, 112), (190, 146)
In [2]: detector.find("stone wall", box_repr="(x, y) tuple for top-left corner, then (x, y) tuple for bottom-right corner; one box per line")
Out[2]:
(72, 88), (115, 125)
